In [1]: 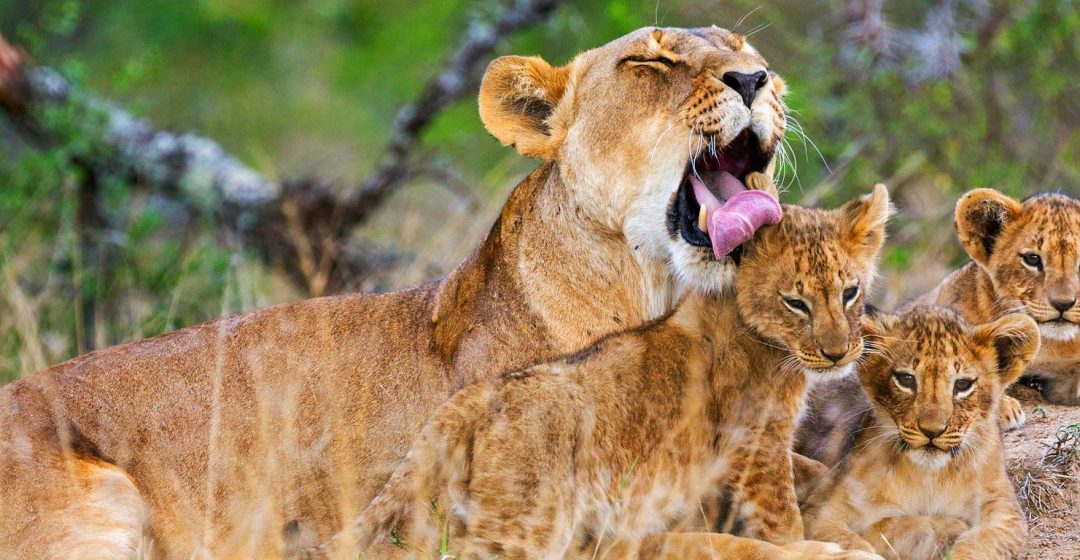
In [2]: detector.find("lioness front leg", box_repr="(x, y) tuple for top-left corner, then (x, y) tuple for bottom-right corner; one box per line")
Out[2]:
(637, 533), (884, 560)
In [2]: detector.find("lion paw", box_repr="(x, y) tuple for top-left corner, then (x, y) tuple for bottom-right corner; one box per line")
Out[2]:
(998, 395), (1026, 431)
(745, 171), (779, 199)
(781, 540), (884, 560)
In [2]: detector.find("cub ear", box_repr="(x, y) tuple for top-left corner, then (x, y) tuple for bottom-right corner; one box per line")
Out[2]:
(859, 308), (894, 341)
(955, 188), (1022, 266)
(973, 313), (1041, 385)
(840, 183), (893, 257)
(478, 55), (571, 160)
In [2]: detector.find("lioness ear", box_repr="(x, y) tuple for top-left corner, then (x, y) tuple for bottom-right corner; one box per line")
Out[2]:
(478, 55), (570, 160)
(955, 188), (1022, 266)
(973, 313), (1040, 385)
(841, 183), (892, 257)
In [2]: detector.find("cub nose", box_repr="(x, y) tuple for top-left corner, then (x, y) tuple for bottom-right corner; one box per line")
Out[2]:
(722, 70), (768, 108)
(1051, 298), (1076, 314)
(819, 347), (848, 365)
(919, 424), (946, 440)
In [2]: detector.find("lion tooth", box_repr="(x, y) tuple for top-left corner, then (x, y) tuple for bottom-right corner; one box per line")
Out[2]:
(698, 205), (708, 232)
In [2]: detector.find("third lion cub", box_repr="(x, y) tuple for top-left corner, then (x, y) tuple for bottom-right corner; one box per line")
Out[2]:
(798, 306), (1039, 560)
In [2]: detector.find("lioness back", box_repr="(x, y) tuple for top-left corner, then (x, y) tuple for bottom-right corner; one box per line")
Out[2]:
(800, 306), (1039, 560)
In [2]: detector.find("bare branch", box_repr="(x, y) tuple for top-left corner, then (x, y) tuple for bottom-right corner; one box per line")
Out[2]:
(0, 0), (563, 295)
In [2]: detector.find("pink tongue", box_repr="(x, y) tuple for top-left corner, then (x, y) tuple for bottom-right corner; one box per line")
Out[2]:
(689, 173), (782, 259)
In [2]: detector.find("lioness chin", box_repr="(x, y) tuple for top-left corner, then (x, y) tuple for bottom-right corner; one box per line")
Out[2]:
(0, 27), (788, 559)
(308, 180), (891, 560)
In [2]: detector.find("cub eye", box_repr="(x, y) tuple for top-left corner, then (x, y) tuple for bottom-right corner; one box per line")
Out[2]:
(893, 371), (917, 391)
(842, 285), (860, 305)
(782, 298), (811, 316)
(1020, 252), (1043, 270)
(954, 378), (975, 394)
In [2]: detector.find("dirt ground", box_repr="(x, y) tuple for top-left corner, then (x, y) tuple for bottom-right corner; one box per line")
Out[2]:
(1005, 385), (1080, 560)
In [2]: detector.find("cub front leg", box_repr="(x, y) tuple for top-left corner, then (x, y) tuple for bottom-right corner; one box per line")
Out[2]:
(802, 485), (878, 555)
(726, 394), (806, 544)
(861, 515), (968, 560)
(733, 447), (804, 544)
(945, 491), (1025, 560)
(792, 452), (829, 503)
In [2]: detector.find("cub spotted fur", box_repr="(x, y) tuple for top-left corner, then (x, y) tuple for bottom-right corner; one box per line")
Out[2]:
(313, 180), (891, 560)
(914, 188), (1080, 411)
(799, 306), (1038, 560)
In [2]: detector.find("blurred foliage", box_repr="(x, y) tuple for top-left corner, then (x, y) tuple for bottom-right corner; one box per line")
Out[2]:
(0, 0), (1078, 381)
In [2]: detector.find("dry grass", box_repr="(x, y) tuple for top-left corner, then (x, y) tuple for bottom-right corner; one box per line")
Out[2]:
(1011, 423), (1080, 521)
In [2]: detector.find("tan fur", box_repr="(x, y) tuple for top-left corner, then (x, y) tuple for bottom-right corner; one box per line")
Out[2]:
(311, 183), (890, 560)
(800, 307), (1039, 560)
(0, 27), (790, 559)
(912, 188), (1080, 408)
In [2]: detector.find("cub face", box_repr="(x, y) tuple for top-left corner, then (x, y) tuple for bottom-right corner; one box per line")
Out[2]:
(955, 189), (1080, 342)
(478, 26), (788, 294)
(736, 184), (891, 379)
(859, 307), (1040, 469)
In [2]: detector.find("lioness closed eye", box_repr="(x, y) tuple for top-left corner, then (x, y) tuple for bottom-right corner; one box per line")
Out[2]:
(913, 188), (1080, 408)
(798, 306), (1038, 560)
(310, 179), (890, 560)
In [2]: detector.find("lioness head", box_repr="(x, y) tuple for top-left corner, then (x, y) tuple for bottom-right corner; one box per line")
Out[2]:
(860, 307), (1040, 469)
(479, 26), (787, 293)
(955, 189), (1080, 342)
(735, 184), (891, 379)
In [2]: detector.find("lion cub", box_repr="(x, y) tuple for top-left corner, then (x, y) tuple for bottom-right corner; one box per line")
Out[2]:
(799, 306), (1039, 560)
(309, 177), (890, 560)
(914, 188), (1080, 414)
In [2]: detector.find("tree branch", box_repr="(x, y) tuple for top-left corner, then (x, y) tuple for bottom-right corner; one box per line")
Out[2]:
(0, 0), (562, 295)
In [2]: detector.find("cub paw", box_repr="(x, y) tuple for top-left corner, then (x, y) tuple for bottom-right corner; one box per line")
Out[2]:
(746, 171), (779, 198)
(997, 395), (1026, 431)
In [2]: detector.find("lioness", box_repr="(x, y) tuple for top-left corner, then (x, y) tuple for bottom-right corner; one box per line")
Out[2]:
(798, 307), (1038, 560)
(913, 188), (1080, 408)
(313, 182), (891, 560)
(0, 27), (789, 559)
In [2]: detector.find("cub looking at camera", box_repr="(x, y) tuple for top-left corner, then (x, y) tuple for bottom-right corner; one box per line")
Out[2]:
(798, 306), (1038, 560)
(914, 188), (1080, 412)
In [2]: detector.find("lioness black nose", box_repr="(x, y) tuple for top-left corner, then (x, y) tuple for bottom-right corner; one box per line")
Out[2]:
(722, 71), (768, 108)
(1051, 298), (1076, 313)
(920, 426), (946, 440)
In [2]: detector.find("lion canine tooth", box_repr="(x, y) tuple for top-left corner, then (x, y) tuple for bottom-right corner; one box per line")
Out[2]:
(698, 204), (708, 232)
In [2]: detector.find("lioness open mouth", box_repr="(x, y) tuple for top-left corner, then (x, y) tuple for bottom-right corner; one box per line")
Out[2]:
(671, 129), (774, 260)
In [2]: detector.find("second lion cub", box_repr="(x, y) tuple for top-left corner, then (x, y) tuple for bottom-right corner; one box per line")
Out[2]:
(799, 306), (1039, 560)
(312, 177), (890, 560)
